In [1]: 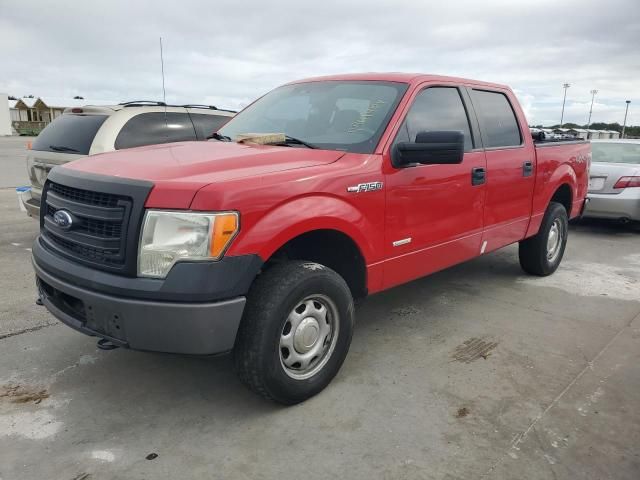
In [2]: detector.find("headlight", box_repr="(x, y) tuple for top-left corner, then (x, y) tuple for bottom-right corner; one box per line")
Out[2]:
(138, 210), (239, 278)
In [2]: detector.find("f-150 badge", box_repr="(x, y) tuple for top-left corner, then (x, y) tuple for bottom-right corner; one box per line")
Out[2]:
(347, 182), (383, 193)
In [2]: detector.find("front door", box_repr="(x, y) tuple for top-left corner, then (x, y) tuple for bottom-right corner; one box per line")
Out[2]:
(383, 85), (486, 289)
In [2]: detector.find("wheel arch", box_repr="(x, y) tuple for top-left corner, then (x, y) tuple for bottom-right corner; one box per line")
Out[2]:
(550, 182), (573, 216)
(264, 229), (368, 299)
(547, 162), (578, 212)
(227, 194), (378, 299)
(526, 164), (577, 238)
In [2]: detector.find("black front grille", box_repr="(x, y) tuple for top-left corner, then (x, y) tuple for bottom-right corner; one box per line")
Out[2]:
(85, 217), (123, 237)
(46, 205), (123, 238)
(42, 181), (133, 271)
(39, 169), (152, 276)
(47, 230), (124, 265)
(49, 182), (121, 207)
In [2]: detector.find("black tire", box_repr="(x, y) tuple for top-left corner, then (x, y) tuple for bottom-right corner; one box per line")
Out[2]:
(519, 202), (569, 276)
(233, 261), (355, 405)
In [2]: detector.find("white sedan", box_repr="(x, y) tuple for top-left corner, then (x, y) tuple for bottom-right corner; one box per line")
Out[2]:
(585, 139), (640, 223)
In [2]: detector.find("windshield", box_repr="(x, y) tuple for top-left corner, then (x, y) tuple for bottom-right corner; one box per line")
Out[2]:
(32, 114), (108, 155)
(592, 142), (640, 164)
(218, 81), (408, 153)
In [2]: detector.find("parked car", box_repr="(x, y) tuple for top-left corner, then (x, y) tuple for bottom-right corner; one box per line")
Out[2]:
(21, 101), (235, 217)
(32, 73), (589, 404)
(584, 139), (640, 223)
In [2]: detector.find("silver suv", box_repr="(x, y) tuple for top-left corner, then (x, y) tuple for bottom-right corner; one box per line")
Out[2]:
(22, 101), (235, 217)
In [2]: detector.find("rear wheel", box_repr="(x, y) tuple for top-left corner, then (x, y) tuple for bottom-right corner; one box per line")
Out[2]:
(519, 202), (568, 276)
(233, 261), (354, 404)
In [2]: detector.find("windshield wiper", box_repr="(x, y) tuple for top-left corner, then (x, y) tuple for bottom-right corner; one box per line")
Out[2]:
(207, 132), (232, 142)
(280, 135), (317, 149)
(49, 145), (79, 153)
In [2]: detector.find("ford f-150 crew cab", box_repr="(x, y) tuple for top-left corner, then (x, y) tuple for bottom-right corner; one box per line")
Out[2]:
(32, 73), (590, 404)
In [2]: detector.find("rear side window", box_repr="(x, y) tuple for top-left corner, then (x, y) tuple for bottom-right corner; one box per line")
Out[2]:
(470, 90), (522, 148)
(190, 113), (231, 140)
(394, 87), (473, 151)
(32, 114), (108, 154)
(115, 112), (197, 150)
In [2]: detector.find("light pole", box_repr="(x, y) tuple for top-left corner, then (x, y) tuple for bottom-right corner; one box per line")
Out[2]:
(587, 89), (598, 128)
(621, 100), (631, 138)
(560, 83), (570, 126)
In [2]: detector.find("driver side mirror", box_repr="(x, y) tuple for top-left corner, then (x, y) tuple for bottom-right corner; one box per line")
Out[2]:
(393, 131), (465, 167)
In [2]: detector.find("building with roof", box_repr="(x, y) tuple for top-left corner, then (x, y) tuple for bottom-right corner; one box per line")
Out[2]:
(549, 127), (621, 140)
(8, 96), (116, 135)
(571, 128), (589, 140)
(587, 129), (606, 139)
(8, 99), (18, 120)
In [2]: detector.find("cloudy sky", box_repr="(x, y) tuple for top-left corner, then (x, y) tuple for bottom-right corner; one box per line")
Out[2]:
(1, 0), (638, 126)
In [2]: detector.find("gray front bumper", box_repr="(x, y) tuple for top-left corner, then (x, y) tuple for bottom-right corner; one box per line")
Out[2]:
(35, 259), (246, 355)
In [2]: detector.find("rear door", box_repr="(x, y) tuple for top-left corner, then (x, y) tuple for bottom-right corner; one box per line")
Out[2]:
(468, 88), (535, 251)
(383, 84), (487, 288)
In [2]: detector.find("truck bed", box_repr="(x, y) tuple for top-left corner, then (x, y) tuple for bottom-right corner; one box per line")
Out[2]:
(525, 140), (591, 238)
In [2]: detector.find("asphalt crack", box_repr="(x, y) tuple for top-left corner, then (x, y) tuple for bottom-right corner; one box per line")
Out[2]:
(0, 322), (57, 341)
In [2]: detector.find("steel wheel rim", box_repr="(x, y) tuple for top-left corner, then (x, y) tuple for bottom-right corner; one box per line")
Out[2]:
(279, 294), (339, 380)
(546, 218), (564, 263)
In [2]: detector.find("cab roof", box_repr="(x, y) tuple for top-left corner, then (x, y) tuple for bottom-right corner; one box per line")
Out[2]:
(287, 72), (509, 90)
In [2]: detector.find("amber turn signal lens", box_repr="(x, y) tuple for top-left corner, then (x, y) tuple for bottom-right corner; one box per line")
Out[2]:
(211, 213), (239, 258)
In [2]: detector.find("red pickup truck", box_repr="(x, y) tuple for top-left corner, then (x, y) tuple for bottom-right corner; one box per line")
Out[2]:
(33, 73), (589, 404)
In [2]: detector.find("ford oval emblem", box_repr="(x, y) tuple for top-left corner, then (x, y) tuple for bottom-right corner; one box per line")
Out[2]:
(53, 210), (73, 229)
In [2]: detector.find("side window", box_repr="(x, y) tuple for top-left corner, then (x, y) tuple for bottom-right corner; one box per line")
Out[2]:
(395, 87), (473, 152)
(470, 90), (522, 148)
(114, 112), (197, 150)
(190, 113), (231, 140)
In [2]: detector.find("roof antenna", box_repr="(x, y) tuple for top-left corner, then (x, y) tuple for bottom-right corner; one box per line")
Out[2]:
(159, 37), (168, 135)
(159, 37), (167, 105)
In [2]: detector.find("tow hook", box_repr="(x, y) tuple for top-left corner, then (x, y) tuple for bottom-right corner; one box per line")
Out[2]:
(97, 338), (120, 351)
(35, 296), (43, 306)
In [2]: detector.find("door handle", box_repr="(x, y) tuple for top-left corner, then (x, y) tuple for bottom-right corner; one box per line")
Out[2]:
(523, 161), (533, 177)
(471, 167), (486, 186)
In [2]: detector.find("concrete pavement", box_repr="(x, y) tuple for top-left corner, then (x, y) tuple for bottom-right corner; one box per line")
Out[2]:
(0, 135), (33, 188)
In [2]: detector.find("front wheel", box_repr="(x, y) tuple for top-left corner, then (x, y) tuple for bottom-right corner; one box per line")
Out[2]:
(233, 261), (354, 404)
(519, 201), (569, 276)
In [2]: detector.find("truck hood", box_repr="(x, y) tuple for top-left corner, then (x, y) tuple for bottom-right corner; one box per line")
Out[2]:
(62, 141), (346, 208)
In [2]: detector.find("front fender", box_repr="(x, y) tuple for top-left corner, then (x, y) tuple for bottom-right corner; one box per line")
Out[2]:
(227, 194), (378, 263)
